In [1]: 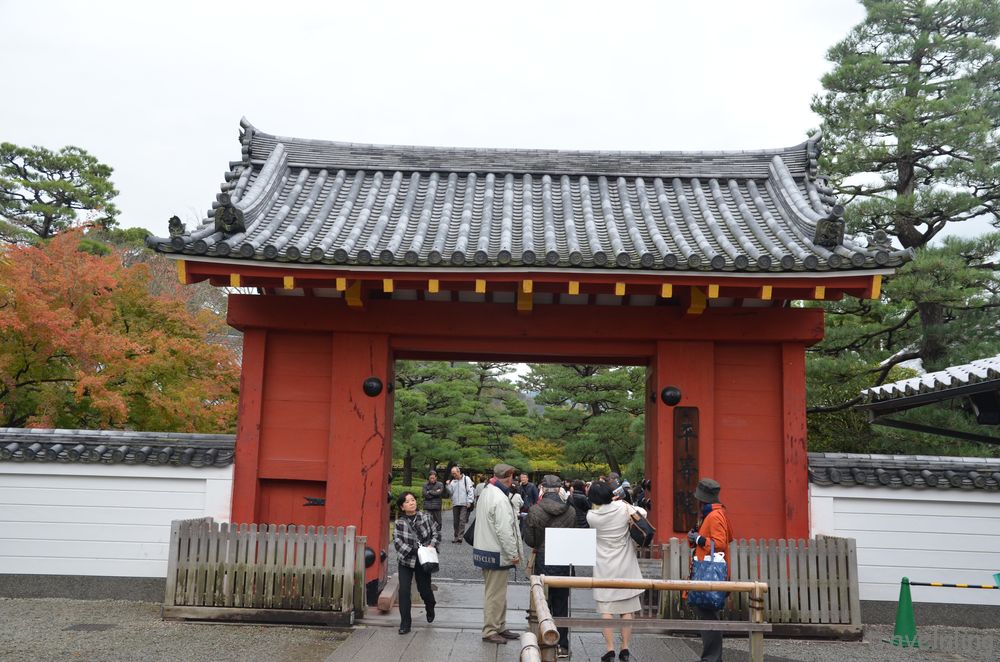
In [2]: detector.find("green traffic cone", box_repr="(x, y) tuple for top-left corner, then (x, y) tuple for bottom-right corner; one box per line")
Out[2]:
(891, 577), (919, 648)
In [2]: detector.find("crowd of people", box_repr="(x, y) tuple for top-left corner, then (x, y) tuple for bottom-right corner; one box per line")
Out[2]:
(394, 465), (734, 662)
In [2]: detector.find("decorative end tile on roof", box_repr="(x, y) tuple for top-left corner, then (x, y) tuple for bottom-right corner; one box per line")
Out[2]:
(808, 452), (1000, 491)
(147, 119), (914, 274)
(0, 428), (235, 468)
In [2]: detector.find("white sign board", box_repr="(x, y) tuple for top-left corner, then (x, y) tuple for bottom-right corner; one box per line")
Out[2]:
(545, 528), (597, 566)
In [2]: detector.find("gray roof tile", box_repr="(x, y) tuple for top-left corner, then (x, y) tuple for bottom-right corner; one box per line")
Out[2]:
(148, 118), (914, 273)
(0, 428), (234, 468)
(808, 452), (1000, 491)
(861, 354), (1000, 403)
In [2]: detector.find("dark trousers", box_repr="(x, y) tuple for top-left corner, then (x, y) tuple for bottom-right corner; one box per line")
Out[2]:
(398, 562), (434, 629)
(549, 586), (570, 649)
(427, 508), (442, 530)
(694, 606), (723, 662)
(452, 505), (469, 539)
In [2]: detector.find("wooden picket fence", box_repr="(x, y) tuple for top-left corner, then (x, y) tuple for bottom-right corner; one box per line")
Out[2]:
(162, 517), (367, 625)
(642, 536), (861, 638)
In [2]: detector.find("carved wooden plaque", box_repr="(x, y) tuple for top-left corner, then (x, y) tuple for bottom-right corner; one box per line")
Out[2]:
(672, 406), (699, 533)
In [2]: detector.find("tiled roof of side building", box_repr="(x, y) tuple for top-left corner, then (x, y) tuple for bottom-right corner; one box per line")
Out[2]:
(0, 428), (235, 468)
(808, 452), (1000, 491)
(860, 353), (1000, 404)
(147, 118), (913, 273)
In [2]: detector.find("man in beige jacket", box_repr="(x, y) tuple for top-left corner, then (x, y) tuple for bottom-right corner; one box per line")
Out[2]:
(472, 462), (523, 644)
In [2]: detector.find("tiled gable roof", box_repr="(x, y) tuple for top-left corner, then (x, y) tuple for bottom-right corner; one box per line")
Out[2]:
(0, 428), (235, 468)
(808, 452), (1000, 491)
(147, 119), (912, 273)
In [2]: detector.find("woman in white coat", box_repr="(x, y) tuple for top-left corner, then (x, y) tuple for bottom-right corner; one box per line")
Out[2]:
(586, 480), (646, 662)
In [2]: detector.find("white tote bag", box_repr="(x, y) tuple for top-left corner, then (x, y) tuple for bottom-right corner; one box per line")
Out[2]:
(417, 545), (440, 574)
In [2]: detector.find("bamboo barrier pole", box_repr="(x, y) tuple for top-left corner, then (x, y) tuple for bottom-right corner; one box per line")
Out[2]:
(519, 632), (542, 662)
(542, 575), (768, 594)
(528, 576), (560, 647)
(749, 582), (766, 662)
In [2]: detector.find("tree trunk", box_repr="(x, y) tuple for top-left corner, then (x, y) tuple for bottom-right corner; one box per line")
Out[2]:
(917, 301), (949, 370)
(603, 446), (621, 477)
(403, 450), (413, 486)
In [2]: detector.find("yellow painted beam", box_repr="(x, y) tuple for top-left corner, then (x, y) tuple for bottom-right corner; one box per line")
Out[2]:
(475, 279), (486, 294)
(660, 283), (673, 298)
(383, 278), (394, 293)
(283, 276), (295, 290)
(687, 286), (707, 315)
(615, 282), (626, 297)
(517, 281), (533, 312)
(346, 281), (363, 308)
(870, 275), (882, 300)
(761, 285), (773, 301)
(814, 286), (825, 300)
(176, 259), (187, 284)
(428, 279), (439, 294)
(707, 283), (719, 299)
(230, 273), (241, 288)
(336, 277), (347, 291)
(568, 281), (579, 296)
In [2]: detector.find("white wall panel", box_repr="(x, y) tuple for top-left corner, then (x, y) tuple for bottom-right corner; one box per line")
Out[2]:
(0, 463), (232, 578)
(811, 484), (1000, 606)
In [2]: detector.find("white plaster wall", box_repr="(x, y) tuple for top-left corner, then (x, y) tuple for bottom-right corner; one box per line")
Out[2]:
(0, 463), (232, 578)
(810, 484), (1000, 606)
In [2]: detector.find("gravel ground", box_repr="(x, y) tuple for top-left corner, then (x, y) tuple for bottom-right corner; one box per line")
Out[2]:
(0, 598), (347, 662)
(6, 596), (995, 662)
(723, 624), (1000, 662)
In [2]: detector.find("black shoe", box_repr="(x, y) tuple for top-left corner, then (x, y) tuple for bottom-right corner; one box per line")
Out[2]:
(398, 625), (411, 635)
(426, 603), (435, 623)
(618, 649), (630, 661)
(600, 652), (615, 662)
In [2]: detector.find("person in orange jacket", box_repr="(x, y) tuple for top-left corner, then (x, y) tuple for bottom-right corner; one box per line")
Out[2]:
(687, 478), (734, 662)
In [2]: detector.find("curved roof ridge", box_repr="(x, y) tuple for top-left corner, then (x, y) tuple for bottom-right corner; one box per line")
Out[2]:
(239, 117), (815, 178)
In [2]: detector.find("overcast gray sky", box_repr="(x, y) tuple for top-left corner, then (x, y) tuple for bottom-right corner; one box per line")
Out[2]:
(1, 0), (991, 240)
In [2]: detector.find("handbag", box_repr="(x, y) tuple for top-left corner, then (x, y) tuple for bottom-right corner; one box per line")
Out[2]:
(627, 507), (656, 547)
(463, 510), (476, 545)
(687, 540), (727, 610)
(416, 545), (440, 574)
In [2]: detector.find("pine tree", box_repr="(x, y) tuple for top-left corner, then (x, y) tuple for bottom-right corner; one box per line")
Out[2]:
(808, 0), (1000, 453)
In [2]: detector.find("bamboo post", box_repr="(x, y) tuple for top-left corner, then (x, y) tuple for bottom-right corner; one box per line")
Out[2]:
(529, 575), (560, 647)
(519, 631), (542, 662)
(749, 581), (766, 662)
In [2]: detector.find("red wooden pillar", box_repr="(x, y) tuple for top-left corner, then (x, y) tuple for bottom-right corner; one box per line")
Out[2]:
(651, 340), (715, 538)
(643, 364), (661, 530)
(231, 328), (266, 523)
(325, 333), (392, 587)
(781, 343), (809, 538)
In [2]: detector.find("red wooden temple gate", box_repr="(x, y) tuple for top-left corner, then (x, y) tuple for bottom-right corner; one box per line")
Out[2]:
(150, 119), (909, 600)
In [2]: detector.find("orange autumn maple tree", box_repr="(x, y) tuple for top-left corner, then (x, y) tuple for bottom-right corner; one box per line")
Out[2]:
(0, 229), (240, 431)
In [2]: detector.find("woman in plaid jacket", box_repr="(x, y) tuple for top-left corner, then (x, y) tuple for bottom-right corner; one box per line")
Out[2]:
(393, 491), (441, 634)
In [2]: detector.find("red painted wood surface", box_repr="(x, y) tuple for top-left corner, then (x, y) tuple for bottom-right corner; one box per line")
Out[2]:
(643, 365), (661, 533)
(231, 328), (266, 524)
(714, 344), (785, 537)
(256, 479), (327, 528)
(326, 333), (391, 585)
(183, 259), (880, 300)
(651, 341), (715, 537)
(226, 293), (818, 592)
(227, 296), (825, 344)
(782, 343), (810, 538)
